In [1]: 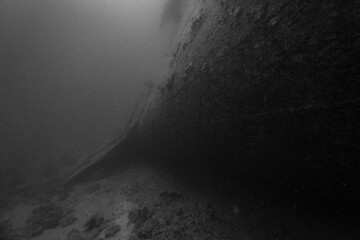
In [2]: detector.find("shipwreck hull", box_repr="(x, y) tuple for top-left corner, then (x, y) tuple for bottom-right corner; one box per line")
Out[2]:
(72, 0), (360, 206)
(131, 0), (360, 203)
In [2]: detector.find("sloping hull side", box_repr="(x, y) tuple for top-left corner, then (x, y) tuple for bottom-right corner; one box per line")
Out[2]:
(131, 0), (360, 203)
(71, 0), (360, 205)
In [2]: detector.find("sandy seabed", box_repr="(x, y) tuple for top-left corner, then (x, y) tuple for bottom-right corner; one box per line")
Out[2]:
(1, 166), (358, 240)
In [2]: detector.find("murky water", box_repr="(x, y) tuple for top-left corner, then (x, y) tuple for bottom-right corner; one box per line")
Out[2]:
(1, 0), (359, 239)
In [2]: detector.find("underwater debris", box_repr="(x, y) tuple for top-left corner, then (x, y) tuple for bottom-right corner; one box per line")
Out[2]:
(159, 191), (182, 202)
(128, 206), (152, 230)
(60, 216), (78, 228)
(189, 13), (206, 42)
(65, 229), (85, 240)
(84, 213), (105, 232)
(0, 220), (16, 240)
(23, 204), (70, 238)
(104, 224), (121, 238)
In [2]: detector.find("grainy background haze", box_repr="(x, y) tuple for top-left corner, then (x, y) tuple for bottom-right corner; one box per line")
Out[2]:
(0, 0), (168, 185)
